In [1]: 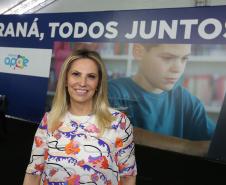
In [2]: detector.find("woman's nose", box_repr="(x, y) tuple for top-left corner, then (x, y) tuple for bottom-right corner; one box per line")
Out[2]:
(79, 76), (87, 86)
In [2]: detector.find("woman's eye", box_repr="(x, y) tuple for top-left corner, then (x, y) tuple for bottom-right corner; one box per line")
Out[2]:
(88, 74), (96, 79)
(72, 72), (80, 77)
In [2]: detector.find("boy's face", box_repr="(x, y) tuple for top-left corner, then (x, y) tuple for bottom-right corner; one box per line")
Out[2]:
(134, 44), (191, 93)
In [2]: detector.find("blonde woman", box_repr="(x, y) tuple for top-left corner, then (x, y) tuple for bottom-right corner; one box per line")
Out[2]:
(23, 49), (137, 185)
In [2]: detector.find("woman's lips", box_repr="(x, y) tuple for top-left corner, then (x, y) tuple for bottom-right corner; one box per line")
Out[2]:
(75, 89), (88, 95)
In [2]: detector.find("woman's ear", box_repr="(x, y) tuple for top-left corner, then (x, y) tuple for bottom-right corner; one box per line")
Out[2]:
(133, 43), (146, 61)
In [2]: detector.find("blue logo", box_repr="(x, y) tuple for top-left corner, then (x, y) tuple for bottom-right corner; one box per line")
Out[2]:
(4, 54), (29, 69)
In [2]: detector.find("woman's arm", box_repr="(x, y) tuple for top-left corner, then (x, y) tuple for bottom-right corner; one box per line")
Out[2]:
(134, 127), (210, 157)
(23, 174), (41, 185)
(23, 113), (48, 185)
(121, 175), (136, 185)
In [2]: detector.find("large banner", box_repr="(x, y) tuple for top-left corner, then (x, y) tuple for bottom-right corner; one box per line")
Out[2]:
(1, 6), (226, 159)
(1, 6), (226, 47)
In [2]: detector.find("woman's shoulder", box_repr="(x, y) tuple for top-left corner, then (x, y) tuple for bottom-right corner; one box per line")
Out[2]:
(108, 107), (131, 127)
(108, 107), (125, 117)
(38, 112), (49, 129)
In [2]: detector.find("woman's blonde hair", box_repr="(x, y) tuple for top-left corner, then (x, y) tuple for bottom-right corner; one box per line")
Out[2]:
(48, 49), (114, 134)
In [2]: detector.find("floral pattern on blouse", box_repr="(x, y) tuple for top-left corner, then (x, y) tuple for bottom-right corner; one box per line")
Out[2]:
(26, 108), (137, 185)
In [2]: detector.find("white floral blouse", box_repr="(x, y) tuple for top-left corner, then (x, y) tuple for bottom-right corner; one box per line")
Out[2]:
(26, 108), (137, 185)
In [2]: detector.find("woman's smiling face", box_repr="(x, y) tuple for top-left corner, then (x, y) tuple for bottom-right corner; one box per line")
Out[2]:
(66, 58), (99, 107)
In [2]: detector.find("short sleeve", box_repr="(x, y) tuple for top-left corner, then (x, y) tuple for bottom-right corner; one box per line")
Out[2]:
(183, 90), (216, 140)
(26, 113), (48, 175)
(114, 112), (137, 176)
(192, 100), (216, 139)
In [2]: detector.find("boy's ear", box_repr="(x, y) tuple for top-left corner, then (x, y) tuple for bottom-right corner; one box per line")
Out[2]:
(133, 44), (146, 61)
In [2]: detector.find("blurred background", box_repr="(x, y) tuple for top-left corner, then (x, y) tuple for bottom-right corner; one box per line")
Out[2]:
(46, 42), (226, 123)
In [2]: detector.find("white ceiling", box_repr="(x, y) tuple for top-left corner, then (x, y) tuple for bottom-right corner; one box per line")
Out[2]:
(0, 0), (192, 14)
(0, 0), (23, 14)
(1, 0), (226, 14)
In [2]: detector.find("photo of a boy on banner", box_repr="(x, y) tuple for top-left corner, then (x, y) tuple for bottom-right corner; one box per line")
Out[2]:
(108, 43), (216, 156)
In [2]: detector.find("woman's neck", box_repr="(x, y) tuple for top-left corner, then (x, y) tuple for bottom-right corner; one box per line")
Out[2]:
(69, 101), (93, 116)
